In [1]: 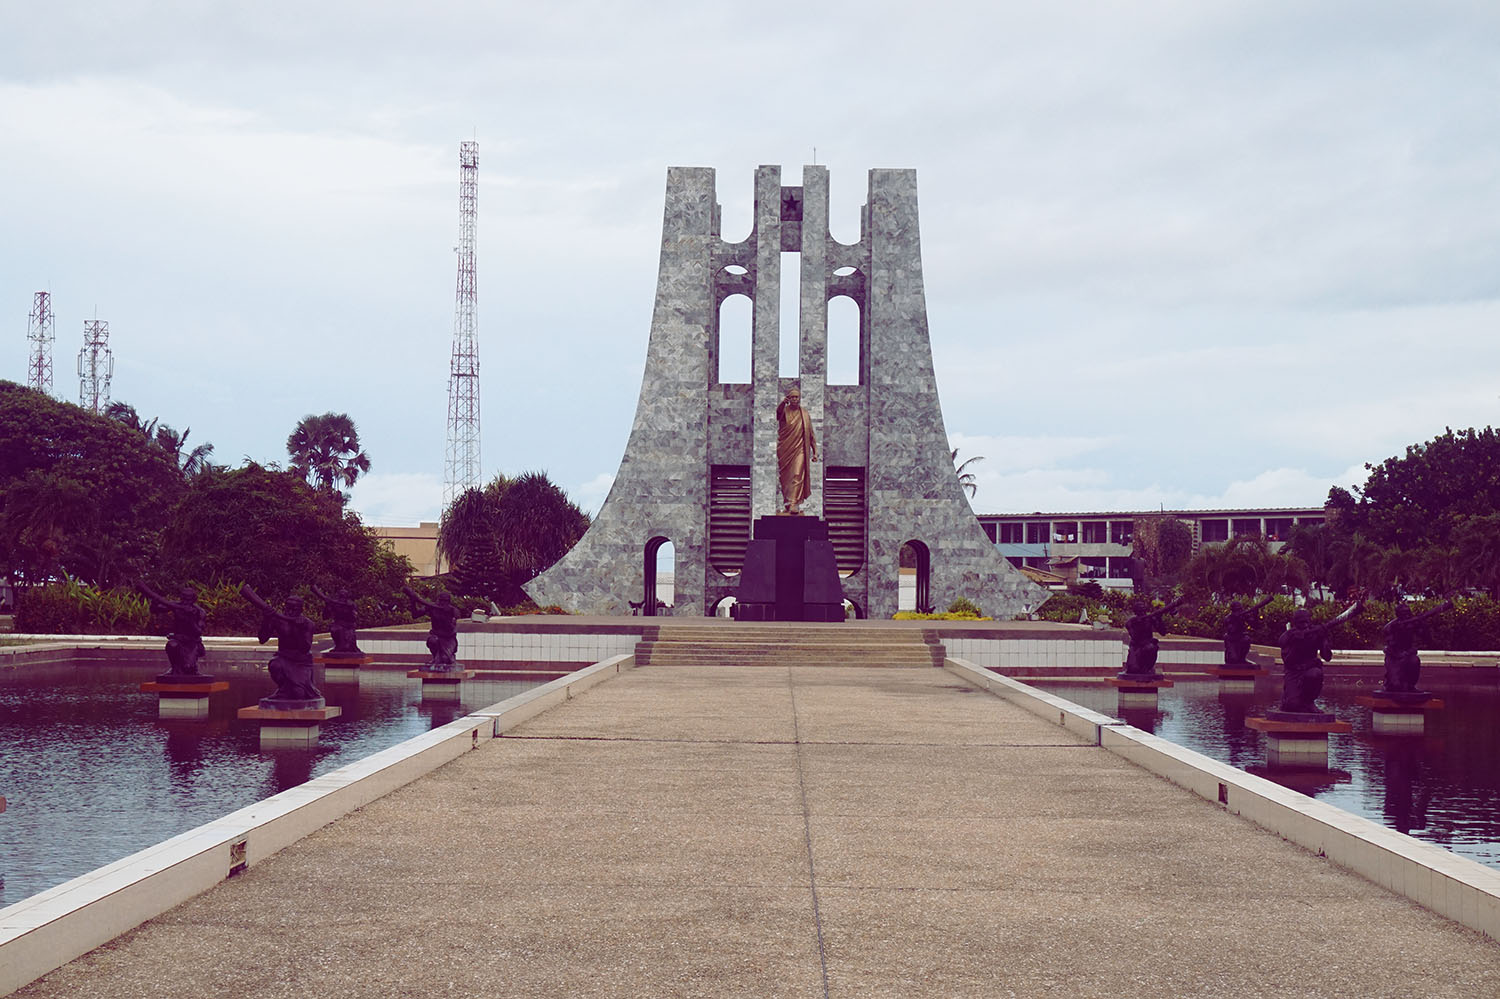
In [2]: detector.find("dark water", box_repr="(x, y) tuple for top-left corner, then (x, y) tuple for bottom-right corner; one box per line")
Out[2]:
(1036, 676), (1500, 870)
(0, 661), (544, 907)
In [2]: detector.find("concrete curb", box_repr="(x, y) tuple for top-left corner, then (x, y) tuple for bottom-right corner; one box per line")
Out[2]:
(0, 653), (637, 997)
(944, 656), (1500, 942)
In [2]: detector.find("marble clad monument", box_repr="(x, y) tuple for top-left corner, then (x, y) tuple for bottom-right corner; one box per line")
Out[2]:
(525, 165), (1042, 618)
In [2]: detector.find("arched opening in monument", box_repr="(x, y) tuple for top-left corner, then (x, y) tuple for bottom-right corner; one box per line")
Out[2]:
(842, 598), (862, 620)
(827, 295), (860, 385)
(780, 251), (800, 376)
(712, 595), (739, 618)
(643, 536), (675, 616)
(717, 294), (751, 384)
(898, 540), (932, 613)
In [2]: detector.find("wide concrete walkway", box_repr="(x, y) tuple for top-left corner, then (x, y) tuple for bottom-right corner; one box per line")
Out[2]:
(16, 665), (1500, 997)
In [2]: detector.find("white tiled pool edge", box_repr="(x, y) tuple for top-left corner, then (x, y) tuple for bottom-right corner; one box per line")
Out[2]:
(0, 653), (637, 998)
(945, 657), (1500, 941)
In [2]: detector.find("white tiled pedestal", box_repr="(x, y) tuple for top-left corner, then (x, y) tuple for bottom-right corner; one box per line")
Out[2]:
(1106, 674), (1174, 710)
(317, 653), (374, 684)
(1356, 693), (1445, 736)
(1246, 715), (1353, 769)
(237, 704), (343, 747)
(140, 679), (230, 719)
(409, 668), (475, 701)
(1205, 665), (1268, 695)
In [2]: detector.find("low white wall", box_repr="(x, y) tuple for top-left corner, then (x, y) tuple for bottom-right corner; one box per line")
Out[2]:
(944, 657), (1500, 941)
(361, 631), (640, 664)
(941, 636), (1221, 670)
(0, 654), (636, 997)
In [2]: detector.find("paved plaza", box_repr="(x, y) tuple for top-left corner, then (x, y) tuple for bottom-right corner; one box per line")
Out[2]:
(16, 665), (1500, 997)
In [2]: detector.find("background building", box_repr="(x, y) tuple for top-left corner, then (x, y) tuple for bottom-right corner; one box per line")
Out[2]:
(371, 522), (444, 577)
(974, 507), (1327, 590)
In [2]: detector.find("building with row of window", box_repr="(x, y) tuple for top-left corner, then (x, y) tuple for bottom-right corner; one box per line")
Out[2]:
(974, 507), (1328, 589)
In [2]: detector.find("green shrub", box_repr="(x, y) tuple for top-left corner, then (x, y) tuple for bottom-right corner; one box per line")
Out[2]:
(947, 596), (983, 617)
(15, 583), (87, 633)
(1033, 593), (1115, 625)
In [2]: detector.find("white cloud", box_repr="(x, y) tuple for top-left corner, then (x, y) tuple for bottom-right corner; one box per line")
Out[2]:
(5, 3), (1499, 533)
(572, 473), (615, 517)
(348, 472), (443, 527)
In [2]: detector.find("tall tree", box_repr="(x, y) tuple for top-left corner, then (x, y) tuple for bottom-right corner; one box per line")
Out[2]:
(0, 382), (183, 587)
(436, 471), (589, 605)
(154, 424), (216, 477)
(161, 461), (409, 604)
(1346, 427), (1500, 550)
(286, 412), (371, 499)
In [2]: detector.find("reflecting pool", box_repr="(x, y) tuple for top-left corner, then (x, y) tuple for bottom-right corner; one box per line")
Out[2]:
(1036, 675), (1500, 871)
(0, 660), (546, 906)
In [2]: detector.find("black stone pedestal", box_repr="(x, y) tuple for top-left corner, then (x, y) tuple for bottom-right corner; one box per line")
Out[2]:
(736, 515), (844, 623)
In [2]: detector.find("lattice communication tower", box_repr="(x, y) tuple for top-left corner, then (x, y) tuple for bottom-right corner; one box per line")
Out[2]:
(77, 318), (113, 414)
(26, 291), (55, 395)
(444, 140), (481, 509)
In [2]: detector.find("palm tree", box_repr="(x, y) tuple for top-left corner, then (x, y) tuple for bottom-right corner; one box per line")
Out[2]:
(103, 401), (157, 439)
(286, 412), (372, 498)
(437, 483), (502, 574)
(154, 424), (216, 477)
(951, 447), (984, 498)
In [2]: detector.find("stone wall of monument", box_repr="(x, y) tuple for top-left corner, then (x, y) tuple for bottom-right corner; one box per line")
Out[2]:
(525, 165), (1043, 619)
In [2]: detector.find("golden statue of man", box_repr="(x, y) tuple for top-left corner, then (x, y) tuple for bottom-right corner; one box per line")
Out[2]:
(776, 386), (818, 514)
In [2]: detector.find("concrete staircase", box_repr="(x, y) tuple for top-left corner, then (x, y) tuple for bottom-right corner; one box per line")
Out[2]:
(634, 625), (946, 669)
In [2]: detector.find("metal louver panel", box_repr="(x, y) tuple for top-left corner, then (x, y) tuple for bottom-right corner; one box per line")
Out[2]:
(709, 465), (752, 574)
(824, 466), (866, 574)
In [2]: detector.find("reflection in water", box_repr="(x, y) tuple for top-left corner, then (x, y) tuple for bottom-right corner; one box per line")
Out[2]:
(1036, 675), (1500, 871)
(1116, 705), (1166, 734)
(1376, 735), (1434, 835)
(0, 662), (544, 906)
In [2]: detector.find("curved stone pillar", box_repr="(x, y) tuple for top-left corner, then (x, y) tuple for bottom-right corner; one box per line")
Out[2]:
(525, 165), (1042, 619)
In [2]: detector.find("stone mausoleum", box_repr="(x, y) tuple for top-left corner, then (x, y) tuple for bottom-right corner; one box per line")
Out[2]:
(526, 165), (1041, 619)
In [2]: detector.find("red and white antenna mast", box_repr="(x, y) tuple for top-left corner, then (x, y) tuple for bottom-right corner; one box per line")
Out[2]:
(26, 291), (55, 395)
(77, 317), (113, 414)
(444, 140), (481, 509)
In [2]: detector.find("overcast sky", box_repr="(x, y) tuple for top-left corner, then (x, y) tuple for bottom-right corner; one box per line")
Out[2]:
(4, 2), (1497, 525)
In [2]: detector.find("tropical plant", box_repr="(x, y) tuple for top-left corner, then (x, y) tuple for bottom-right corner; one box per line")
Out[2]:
(104, 401), (157, 438)
(436, 471), (590, 605)
(951, 447), (983, 498)
(1130, 516), (1194, 594)
(154, 424), (216, 477)
(286, 412), (371, 498)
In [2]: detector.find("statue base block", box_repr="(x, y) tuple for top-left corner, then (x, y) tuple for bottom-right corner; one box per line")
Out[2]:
(237, 703), (342, 746)
(141, 679), (229, 718)
(1356, 693), (1444, 735)
(1205, 666), (1266, 695)
(410, 668), (475, 700)
(735, 515), (844, 623)
(1107, 674), (1172, 708)
(1246, 714), (1352, 768)
(408, 668), (475, 683)
(1206, 665), (1268, 679)
(319, 654), (373, 683)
